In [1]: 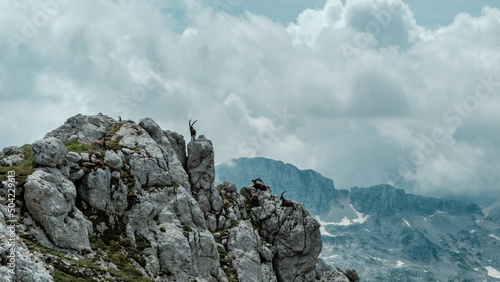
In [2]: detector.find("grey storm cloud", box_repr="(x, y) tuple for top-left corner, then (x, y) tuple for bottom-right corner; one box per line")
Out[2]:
(0, 0), (499, 204)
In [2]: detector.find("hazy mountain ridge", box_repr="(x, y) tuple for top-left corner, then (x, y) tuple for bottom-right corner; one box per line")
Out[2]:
(216, 157), (500, 281)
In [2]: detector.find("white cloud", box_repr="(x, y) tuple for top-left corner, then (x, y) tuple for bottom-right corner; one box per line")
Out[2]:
(1, 0), (499, 203)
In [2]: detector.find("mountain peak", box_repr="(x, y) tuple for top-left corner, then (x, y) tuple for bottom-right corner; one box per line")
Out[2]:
(0, 114), (344, 282)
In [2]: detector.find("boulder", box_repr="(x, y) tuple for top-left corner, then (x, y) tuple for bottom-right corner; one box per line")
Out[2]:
(24, 167), (91, 250)
(32, 138), (67, 167)
(187, 136), (215, 191)
(66, 152), (82, 163)
(104, 150), (122, 170)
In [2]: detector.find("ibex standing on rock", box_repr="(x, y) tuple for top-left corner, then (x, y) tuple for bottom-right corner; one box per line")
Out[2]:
(280, 191), (294, 207)
(251, 178), (269, 191)
(189, 119), (197, 141)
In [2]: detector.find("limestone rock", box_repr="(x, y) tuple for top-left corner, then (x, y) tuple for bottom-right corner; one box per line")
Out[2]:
(138, 118), (190, 191)
(230, 249), (261, 282)
(227, 220), (262, 282)
(227, 220), (261, 253)
(319, 270), (351, 282)
(238, 183), (323, 282)
(80, 167), (112, 212)
(0, 207), (53, 282)
(66, 152), (82, 163)
(69, 169), (85, 182)
(0, 146), (25, 166)
(32, 138), (67, 168)
(24, 167), (91, 250)
(187, 136), (215, 191)
(260, 262), (278, 282)
(104, 150), (122, 170)
(44, 113), (116, 145)
(271, 203), (322, 282)
(164, 130), (187, 168)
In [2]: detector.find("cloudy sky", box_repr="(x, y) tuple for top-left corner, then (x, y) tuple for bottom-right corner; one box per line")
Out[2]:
(1, 0), (499, 204)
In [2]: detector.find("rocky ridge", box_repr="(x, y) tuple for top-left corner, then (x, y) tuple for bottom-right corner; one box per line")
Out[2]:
(0, 114), (352, 281)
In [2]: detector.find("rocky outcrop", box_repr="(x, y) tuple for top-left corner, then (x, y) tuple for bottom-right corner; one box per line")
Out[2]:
(31, 138), (67, 168)
(0, 114), (336, 281)
(0, 146), (25, 167)
(239, 184), (323, 281)
(24, 167), (92, 251)
(44, 113), (116, 145)
(0, 207), (54, 282)
(188, 135), (215, 192)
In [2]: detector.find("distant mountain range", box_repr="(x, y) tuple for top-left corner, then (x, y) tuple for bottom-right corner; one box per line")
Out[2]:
(216, 157), (500, 281)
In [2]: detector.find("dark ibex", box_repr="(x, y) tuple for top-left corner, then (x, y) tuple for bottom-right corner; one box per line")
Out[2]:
(223, 198), (230, 210)
(251, 178), (268, 191)
(280, 191), (293, 207)
(92, 138), (106, 147)
(251, 193), (259, 206)
(189, 119), (197, 141)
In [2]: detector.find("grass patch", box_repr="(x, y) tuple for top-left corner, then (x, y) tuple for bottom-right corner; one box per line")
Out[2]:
(65, 141), (94, 154)
(135, 235), (151, 251)
(182, 225), (192, 238)
(53, 269), (88, 282)
(0, 144), (35, 186)
(217, 246), (238, 282)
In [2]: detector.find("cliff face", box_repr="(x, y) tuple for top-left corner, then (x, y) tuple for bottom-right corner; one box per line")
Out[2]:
(0, 114), (344, 282)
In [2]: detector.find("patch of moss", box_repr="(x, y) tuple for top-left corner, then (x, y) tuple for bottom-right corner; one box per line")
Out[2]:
(53, 269), (88, 282)
(159, 269), (172, 276)
(106, 136), (124, 151)
(218, 246), (238, 281)
(182, 225), (192, 238)
(230, 220), (239, 227)
(217, 247), (228, 257)
(135, 235), (151, 251)
(119, 238), (132, 248)
(89, 236), (107, 251)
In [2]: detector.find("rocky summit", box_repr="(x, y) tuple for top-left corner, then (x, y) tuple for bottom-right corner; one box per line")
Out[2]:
(0, 114), (353, 282)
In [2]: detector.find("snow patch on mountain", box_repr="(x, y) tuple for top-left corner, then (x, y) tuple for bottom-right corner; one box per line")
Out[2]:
(403, 219), (411, 227)
(315, 204), (368, 228)
(395, 260), (405, 268)
(351, 204), (369, 223)
(489, 234), (500, 241)
(485, 266), (500, 279)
